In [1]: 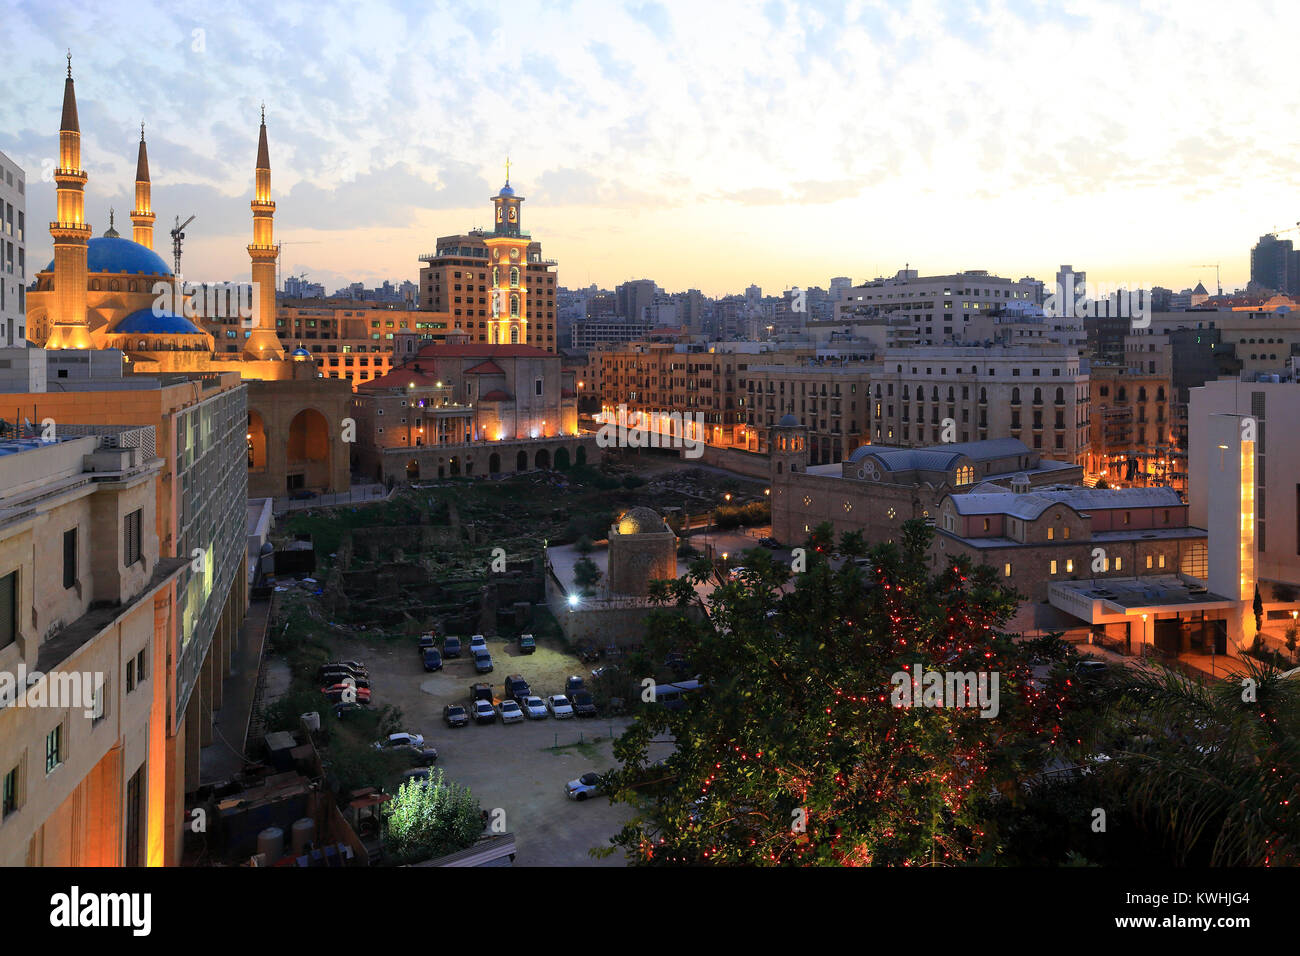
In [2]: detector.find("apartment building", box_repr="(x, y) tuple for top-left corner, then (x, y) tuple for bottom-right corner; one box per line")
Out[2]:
(1088, 364), (1175, 489)
(0, 151), (25, 346)
(569, 319), (652, 351)
(834, 268), (1043, 343)
(0, 429), (185, 865)
(867, 344), (1090, 465)
(0, 350), (249, 863)
(742, 362), (873, 464)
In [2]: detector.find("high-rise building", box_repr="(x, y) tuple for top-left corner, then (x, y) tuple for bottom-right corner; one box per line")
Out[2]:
(0, 150), (26, 346)
(418, 172), (558, 352)
(616, 279), (656, 322)
(1250, 234), (1299, 296)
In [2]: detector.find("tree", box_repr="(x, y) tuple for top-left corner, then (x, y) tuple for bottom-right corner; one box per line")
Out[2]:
(1253, 583), (1264, 635)
(1287, 623), (1298, 663)
(573, 556), (602, 595)
(603, 519), (1081, 865)
(1094, 478), (1109, 489)
(576, 536), (594, 556)
(383, 770), (482, 865)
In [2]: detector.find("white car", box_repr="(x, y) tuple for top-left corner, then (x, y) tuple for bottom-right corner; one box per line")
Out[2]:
(472, 699), (496, 724)
(521, 696), (548, 719)
(566, 772), (602, 801)
(374, 731), (425, 751)
(547, 694), (574, 719)
(469, 634), (488, 654)
(498, 700), (524, 724)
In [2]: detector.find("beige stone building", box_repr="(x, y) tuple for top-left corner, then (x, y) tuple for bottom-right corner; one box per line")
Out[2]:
(0, 429), (185, 866)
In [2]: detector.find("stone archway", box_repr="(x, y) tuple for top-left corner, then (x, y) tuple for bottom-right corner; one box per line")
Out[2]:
(450, 456), (461, 476)
(536, 448), (551, 470)
(287, 407), (331, 491)
(489, 452), (501, 475)
(247, 410), (268, 472)
(555, 447), (571, 470)
(406, 458), (419, 480)
(576, 445), (587, 466)
(516, 450), (528, 472)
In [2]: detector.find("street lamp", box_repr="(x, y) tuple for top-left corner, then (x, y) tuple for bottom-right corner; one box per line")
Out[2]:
(1140, 612), (1148, 657)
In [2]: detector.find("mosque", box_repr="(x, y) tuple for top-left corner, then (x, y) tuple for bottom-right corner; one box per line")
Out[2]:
(24, 59), (350, 496)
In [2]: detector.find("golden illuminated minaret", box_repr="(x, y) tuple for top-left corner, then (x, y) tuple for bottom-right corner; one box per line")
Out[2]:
(244, 105), (285, 359)
(46, 53), (94, 350)
(131, 122), (155, 249)
(484, 159), (530, 346)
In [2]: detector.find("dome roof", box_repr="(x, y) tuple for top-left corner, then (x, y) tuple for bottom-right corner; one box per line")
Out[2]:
(498, 183), (515, 197)
(481, 388), (512, 401)
(113, 308), (206, 335)
(616, 507), (666, 535)
(45, 235), (173, 277)
(291, 347), (312, 359)
(777, 413), (800, 427)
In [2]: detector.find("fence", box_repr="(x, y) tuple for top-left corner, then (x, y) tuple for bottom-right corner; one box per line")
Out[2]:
(274, 483), (391, 514)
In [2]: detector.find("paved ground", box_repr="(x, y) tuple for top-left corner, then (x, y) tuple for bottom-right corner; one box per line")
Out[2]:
(325, 631), (674, 866)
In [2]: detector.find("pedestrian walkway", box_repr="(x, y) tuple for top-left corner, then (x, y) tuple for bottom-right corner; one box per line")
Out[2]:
(272, 483), (390, 514)
(199, 596), (272, 784)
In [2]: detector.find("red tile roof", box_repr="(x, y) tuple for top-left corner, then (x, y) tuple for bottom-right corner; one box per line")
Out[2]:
(481, 389), (512, 401)
(464, 359), (506, 375)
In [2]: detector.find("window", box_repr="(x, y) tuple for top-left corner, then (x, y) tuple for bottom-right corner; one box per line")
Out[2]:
(63, 528), (77, 589)
(1066, 559), (1074, 573)
(983, 518), (990, 532)
(1158, 554), (1166, 568)
(1003, 563), (1012, 577)
(2, 765), (18, 817)
(1047, 527), (1054, 540)
(137, 649), (147, 683)
(126, 659), (136, 693)
(1115, 557), (1122, 571)
(90, 678), (106, 725)
(123, 509), (143, 566)
(1050, 560), (1058, 574)
(0, 571), (14, 651)
(45, 725), (63, 775)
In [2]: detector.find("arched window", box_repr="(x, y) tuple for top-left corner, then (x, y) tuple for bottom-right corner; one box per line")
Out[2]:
(510, 294), (519, 317)
(1118, 387), (1127, 402)
(510, 326), (519, 344)
(1055, 387), (1064, 403)
(1011, 387), (1020, 403)
(947, 386), (954, 400)
(979, 387), (987, 402)
(492, 267), (499, 285)
(510, 267), (520, 288)
(109, 279), (120, 292)
(1157, 386), (1165, 401)
(1033, 387), (1042, 403)
(1138, 386), (1147, 402)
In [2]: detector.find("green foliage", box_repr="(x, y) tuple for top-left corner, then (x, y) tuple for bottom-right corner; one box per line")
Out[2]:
(383, 771), (483, 865)
(573, 556), (603, 595)
(712, 501), (770, 530)
(576, 536), (594, 555)
(605, 518), (1074, 865)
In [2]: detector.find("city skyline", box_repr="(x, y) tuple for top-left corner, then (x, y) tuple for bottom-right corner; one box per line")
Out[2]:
(2, 0), (1298, 296)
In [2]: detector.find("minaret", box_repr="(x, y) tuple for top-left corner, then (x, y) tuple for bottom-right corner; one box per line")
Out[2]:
(131, 122), (155, 249)
(244, 105), (284, 359)
(46, 53), (94, 350)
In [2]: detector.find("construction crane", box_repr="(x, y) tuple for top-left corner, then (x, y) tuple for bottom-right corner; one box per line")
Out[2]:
(1267, 221), (1300, 239)
(170, 214), (195, 276)
(276, 240), (319, 291)
(1191, 263), (1222, 297)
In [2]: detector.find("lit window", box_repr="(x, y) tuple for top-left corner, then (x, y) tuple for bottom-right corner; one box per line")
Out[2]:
(1066, 559), (1074, 573)
(1003, 563), (1012, 577)
(1050, 560), (1058, 574)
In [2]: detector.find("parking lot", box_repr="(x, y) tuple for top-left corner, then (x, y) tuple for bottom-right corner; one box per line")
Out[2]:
(325, 632), (675, 866)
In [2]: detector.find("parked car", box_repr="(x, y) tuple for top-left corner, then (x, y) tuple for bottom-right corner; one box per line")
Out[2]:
(590, 665), (620, 681)
(320, 670), (370, 688)
(318, 664), (367, 682)
(333, 701), (364, 719)
(498, 700), (524, 724)
(417, 634), (435, 653)
(469, 682), (493, 703)
(422, 647), (443, 672)
(323, 659), (366, 671)
(570, 689), (598, 718)
(322, 682), (371, 703)
(1076, 659), (1109, 677)
(469, 634), (488, 655)
(758, 536), (780, 549)
(474, 649), (494, 674)
(443, 704), (470, 728)
(472, 699), (497, 724)
(504, 674), (531, 703)
(566, 772), (602, 801)
(547, 694), (574, 719)
(521, 696), (548, 719)
(443, 635), (462, 658)
(375, 731), (426, 750)
(401, 767), (435, 786)
(518, 633), (536, 654)
(565, 675), (586, 695)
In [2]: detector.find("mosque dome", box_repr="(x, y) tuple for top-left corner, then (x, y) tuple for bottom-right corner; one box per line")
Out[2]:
(777, 413), (800, 427)
(291, 346), (312, 360)
(45, 235), (173, 277)
(616, 507), (666, 535)
(113, 308), (205, 335)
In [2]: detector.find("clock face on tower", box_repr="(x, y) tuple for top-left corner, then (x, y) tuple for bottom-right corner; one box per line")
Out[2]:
(509, 248), (520, 261)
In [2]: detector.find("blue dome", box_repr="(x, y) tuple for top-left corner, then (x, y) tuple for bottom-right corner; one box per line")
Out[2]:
(45, 236), (173, 277)
(113, 308), (206, 335)
(292, 347), (312, 358)
(498, 183), (515, 197)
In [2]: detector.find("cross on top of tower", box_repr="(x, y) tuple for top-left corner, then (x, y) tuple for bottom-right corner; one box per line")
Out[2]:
(261, 102), (266, 123)
(66, 50), (72, 77)
(141, 120), (145, 141)
(504, 156), (511, 184)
